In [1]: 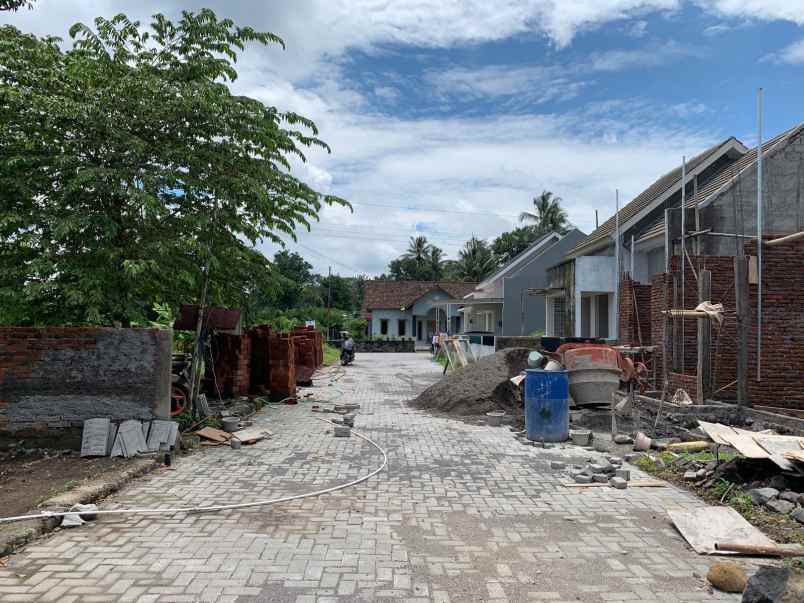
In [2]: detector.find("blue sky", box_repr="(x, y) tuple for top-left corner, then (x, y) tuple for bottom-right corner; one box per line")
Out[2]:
(4, 1), (804, 275)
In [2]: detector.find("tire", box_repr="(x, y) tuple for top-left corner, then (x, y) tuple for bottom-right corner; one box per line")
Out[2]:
(170, 384), (190, 417)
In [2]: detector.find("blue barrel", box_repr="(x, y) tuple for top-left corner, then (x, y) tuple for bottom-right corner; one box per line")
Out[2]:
(525, 369), (570, 442)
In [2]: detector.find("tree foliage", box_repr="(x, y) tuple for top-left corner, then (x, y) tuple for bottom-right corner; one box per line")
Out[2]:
(386, 235), (446, 280)
(0, 0), (35, 11)
(491, 226), (541, 266)
(0, 10), (347, 325)
(454, 236), (495, 282)
(519, 190), (569, 234)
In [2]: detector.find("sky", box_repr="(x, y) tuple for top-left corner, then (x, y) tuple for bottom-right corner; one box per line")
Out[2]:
(4, 1), (804, 276)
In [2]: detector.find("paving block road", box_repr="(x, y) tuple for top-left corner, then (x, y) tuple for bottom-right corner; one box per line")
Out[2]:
(0, 353), (758, 602)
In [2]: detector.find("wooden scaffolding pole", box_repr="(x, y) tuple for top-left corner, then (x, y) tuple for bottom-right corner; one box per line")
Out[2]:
(734, 256), (750, 407)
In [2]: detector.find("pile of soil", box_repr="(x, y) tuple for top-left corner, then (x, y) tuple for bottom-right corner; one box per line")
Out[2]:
(411, 347), (530, 416)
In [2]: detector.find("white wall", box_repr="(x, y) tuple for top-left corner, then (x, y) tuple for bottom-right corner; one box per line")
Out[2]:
(575, 255), (616, 293)
(370, 309), (410, 337)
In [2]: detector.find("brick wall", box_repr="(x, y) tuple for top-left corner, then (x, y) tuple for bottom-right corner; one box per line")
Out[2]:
(0, 327), (171, 434)
(744, 238), (804, 409)
(618, 276), (652, 346)
(667, 371), (698, 401)
(268, 334), (296, 400)
(650, 272), (670, 376)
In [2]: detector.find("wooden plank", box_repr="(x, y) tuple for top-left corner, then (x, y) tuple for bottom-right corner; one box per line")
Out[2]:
(232, 428), (272, 445)
(697, 420), (738, 446)
(697, 270), (712, 403)
(715, 543), (804, 557)
(668, 507), (776, 554)
(720, 431), (769, 459)
(195, 427), (232, 443)
(734, 257), (750, 407)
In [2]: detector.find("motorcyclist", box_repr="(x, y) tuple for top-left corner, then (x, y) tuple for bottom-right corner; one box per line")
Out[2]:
(341, 332), (355, 365)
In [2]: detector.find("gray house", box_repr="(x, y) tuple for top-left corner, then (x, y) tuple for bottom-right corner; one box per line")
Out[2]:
(459, 229), (585, 336)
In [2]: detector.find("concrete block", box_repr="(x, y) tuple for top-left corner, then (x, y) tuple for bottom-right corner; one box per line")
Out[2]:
(609, 477), (628, 489)
(615, 468), (630, 481)
(550, 461), (565, 470)
(574, 474), (593, 484)
(592, 473), (609, 483)
(81, 418), (111, 457)
(334, 426), (351, 437)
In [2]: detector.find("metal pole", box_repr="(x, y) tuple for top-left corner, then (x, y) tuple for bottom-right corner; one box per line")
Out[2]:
(681, 156), (686, 375)
(756, 88), (763, 382)
(614, 189), (620, 341)
(595, 209), (599, 229)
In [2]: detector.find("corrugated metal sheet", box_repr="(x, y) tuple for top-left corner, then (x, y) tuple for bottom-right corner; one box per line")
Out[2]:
(173, 305), (242, 331)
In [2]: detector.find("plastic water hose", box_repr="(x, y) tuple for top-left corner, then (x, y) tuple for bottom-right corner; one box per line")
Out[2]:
(0, 418), (387, 525)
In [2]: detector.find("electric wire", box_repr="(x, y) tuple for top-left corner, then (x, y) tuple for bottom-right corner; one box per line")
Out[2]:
(0, 417), (387, 524)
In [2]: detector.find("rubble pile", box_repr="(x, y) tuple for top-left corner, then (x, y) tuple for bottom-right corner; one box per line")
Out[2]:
(411, 348), (530, 415)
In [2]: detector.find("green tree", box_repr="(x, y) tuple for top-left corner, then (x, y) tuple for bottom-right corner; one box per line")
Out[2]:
(0, 1), (35, 10)
(0, 11), (346, 326)
(454, 237), (495, 282)
(272, 251), (315, 310)
(491, 226), (541, 266)
(387, 236), (446, 281)
(519, 190), (569, 234)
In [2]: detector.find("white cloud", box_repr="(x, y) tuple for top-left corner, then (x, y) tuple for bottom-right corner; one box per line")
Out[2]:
(587, 41), (697, 71)
(766, 38), (804, 65)
(697, 1), (804, 25)
(626, 20), (649, 37)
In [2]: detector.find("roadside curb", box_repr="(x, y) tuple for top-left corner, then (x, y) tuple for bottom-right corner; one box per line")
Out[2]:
(0, 457), (159, 557)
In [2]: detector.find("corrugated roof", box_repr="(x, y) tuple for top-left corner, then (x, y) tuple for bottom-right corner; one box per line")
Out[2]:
(362, 280), (478, 313)
(637, 123), (804, 242)
(568, 137), (743, 256)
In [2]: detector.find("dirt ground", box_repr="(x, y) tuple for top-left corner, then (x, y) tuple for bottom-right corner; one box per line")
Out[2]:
(0, 454), (138, 520)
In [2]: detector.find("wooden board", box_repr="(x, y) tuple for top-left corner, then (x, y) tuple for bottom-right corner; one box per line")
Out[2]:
(232, 428), (272, 445)
(697, 420), (737, 446)
(668, 507), (776, 555)
(719, 431), (770, 459)
(195, 427), (232, 443)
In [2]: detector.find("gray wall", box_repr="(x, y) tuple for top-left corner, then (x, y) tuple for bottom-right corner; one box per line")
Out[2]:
(369, 309), (409, 337)
(702, 132), (804, 256)
(501, 229), (586, 336)
(0, 327), (171, 434)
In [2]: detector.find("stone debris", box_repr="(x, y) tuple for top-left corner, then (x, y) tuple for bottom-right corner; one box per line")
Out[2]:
(764, 499), (795, 515)
(615, 468), (630, 481)
(608, 456), (622, 466)
(747, 487), (779, 505)
(613, 434), (633, 445)
(742, 566), (804, 603)
(609, 477), (627, 489)
(574, 474), (593, 484)
(592, 473), (609, 483)
(792, 508), (804, 524)
(550, 461), (565, 470)
(683, 471), (698, 481)
(778, 490), (801, 504)
(705, 562), (747, 593)
(623, 452), (642, 462)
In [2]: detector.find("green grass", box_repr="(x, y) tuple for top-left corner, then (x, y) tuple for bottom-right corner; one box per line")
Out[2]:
(323, 343), (341, 366)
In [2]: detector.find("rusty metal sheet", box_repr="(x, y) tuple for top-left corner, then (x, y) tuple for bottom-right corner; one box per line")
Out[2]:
(173, 304), (242, 331)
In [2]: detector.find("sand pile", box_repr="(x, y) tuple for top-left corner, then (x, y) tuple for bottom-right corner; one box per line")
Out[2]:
(411, 347), (530, 415)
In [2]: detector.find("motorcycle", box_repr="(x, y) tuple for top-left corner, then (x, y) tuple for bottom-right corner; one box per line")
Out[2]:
(340, 348), (355, 366)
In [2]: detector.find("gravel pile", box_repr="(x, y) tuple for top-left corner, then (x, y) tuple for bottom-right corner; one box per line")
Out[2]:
(410, 347), (530, 416)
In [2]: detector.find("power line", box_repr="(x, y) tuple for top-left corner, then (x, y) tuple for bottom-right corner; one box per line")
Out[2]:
(292, 241), (363, 274)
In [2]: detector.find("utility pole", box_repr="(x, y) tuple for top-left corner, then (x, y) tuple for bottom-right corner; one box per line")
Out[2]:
(326, 266), (332, 340)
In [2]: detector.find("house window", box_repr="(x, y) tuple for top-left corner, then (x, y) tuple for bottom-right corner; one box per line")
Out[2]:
(380, 319), (388, 335)
(398, 319), (406, 336)
(552, 298), (566, 337)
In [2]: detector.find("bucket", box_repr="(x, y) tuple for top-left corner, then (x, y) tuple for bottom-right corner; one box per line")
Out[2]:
(524, 369), (570, 443)
(486, 411), (505, 427)
(569, 429), (592, 446)
(222, 417), (240, 433)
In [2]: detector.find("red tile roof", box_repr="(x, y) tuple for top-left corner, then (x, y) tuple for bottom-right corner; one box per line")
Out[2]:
(362, 280), (478, 313)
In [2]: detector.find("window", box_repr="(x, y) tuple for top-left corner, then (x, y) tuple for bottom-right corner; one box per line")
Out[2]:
(380, 319), (388, 335)
(552, 297), (566, 337)
(398, 319), (406, 336)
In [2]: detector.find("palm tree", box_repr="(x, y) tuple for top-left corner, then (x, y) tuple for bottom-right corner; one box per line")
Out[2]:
(428, 246), (445, 280)
(519, 190), (569, 234)
(455, 236), (496, 282)
(403, 235), (431, 264)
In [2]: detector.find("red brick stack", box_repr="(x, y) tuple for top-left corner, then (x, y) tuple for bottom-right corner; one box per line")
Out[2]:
(291, 326), (323, 385)
(268, 333), (296, 400)
(248, 325), (273, 394)
(211, 333), (252, 398)
(617, 275), (653, 347)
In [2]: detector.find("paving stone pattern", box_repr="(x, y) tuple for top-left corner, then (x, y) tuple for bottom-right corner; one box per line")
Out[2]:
(1, 353), (752, 602)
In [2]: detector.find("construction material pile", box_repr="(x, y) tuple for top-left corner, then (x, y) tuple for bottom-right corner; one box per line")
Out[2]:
(411, 348), (530, 415)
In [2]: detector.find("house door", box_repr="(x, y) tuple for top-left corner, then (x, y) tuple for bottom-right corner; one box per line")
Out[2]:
(417, 320), (423, 341)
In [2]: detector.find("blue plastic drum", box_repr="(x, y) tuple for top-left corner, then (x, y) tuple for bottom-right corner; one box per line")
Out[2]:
(524, 369), (570, 442)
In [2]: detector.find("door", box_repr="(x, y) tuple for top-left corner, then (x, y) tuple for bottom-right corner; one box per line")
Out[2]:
(417, 320), (423, 341)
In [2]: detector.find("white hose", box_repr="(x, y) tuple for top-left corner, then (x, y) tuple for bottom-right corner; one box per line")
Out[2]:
(0, 418), (387, 524)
